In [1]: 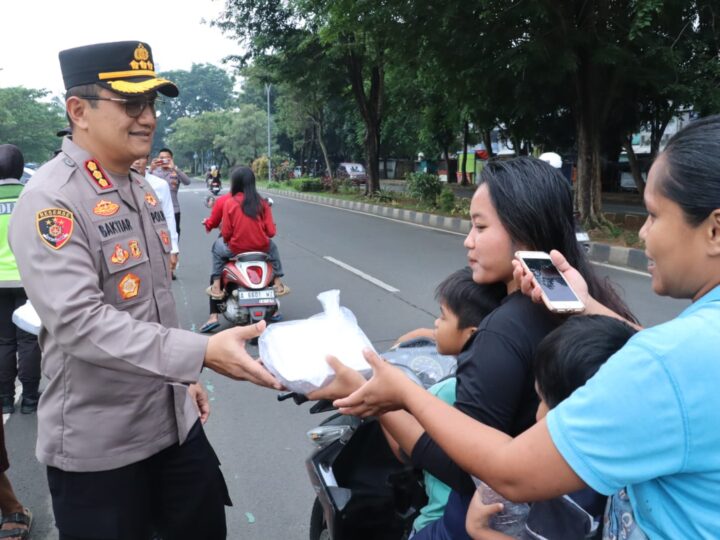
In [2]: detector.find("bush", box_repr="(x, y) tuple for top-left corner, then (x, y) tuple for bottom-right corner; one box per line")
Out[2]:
(437, 187), (456, 212)
(322, 176), (351, 193)
(407, 172), (443, 206)
(368, 190), (396, 203)
(252, 156), (269, 181)
(291, 178), (324, 192)
(267, 181), (282, 189)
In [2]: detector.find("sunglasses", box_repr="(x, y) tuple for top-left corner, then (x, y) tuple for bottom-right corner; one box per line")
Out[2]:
(78, 95), (164, 118)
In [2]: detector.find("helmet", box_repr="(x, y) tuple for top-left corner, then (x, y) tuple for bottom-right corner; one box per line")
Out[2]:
(538, 152), (562, 169)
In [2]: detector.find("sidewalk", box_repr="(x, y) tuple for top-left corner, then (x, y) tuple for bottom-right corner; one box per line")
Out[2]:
(262, 187), (649, 273)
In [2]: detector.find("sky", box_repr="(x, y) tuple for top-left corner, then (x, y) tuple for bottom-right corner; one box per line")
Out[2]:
(0, 0), (242, 96)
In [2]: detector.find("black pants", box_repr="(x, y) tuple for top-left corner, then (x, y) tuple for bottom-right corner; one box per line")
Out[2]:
(48, 421), (231, 540)
(174, 211), (181, 239)
(0, 288), (40, 398)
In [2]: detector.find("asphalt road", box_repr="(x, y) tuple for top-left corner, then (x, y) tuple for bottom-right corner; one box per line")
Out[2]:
(4, 179), (687, 539)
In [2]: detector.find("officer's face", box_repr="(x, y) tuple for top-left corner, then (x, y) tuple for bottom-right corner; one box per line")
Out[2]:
(78, 89), (157, 170)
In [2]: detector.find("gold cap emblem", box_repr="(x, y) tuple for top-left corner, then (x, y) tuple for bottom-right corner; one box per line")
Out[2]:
(130, 43), (153, 71)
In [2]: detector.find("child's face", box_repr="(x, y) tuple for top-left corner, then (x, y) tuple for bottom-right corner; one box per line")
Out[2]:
(535, 381), (549, 422)
(434, 303), (475, 356)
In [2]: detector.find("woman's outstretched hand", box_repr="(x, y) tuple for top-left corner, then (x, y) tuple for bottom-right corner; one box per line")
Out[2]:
(333, 348), (416, 417)
(513, 249), (590, 306)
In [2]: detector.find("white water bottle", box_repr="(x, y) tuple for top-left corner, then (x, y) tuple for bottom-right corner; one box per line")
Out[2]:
(472, 477), (530, 538)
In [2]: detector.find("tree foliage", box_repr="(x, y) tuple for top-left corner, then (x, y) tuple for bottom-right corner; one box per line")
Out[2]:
(0, 87), (65, 163)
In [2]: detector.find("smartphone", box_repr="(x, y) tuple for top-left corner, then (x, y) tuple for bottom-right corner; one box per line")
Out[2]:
(515, 251), (584, 313)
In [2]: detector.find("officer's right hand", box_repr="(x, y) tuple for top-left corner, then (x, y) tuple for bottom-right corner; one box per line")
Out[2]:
(204, 321), (282, 389)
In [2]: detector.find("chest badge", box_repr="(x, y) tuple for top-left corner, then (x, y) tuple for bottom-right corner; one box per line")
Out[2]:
(110, 244), (129, 265)
(144, 193), (158, 206)
(36, 208), (74, 250)
(118, 273), (140, 300)
(160, 230), (170, 246)
(129, 240), (142, 259)
(93, 199), (120, 217)
(84, 160), (114, 190)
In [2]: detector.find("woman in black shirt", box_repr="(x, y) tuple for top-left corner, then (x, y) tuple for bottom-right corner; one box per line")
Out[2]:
(323, 157), (634, 539)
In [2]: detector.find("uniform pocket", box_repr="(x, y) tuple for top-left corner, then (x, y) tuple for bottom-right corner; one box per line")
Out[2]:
(100, 237), (151, 306)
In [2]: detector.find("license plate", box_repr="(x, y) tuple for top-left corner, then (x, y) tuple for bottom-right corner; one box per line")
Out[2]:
(236, 289), (275, 301)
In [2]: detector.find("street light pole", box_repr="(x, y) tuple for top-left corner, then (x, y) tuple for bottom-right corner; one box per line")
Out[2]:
(266, 83), (272, 183)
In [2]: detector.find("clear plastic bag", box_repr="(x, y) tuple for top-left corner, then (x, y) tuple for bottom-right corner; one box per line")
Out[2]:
(12, 300), (41, 336)
(259, 290), (375, 394)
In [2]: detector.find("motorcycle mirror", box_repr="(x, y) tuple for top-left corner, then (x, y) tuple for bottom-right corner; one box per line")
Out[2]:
(266, 197), (274, 207)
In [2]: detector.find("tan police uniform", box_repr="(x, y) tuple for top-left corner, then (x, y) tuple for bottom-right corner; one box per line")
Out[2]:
(8, 137), (208, 472)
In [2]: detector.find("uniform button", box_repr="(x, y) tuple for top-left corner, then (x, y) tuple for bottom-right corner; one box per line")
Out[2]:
(64, 158), (74, 166)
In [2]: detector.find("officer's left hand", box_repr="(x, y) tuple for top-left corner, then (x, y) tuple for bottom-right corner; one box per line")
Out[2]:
(188, 382), (210, 424)
(204, 321), (283, 389)
(170, 253), (178, 271)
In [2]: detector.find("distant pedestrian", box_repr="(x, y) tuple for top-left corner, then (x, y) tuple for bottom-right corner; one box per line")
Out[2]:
(150, 147), (191, 238)
(0, 144), (41, 415)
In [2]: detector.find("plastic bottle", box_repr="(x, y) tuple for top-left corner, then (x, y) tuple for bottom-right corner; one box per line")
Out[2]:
(472, 477), (530, 538)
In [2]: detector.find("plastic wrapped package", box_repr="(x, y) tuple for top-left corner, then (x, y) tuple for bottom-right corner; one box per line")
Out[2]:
(12, 300), (42, 336)
(259, 290), (375, 394)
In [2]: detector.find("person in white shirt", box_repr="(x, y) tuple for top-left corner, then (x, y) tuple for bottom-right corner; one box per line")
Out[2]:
(132, 156), (179, 274)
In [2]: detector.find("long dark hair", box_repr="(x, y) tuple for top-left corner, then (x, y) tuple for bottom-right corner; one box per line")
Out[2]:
(659, 114), (720, 226)
(480, 156), (636, 322)
(230, 166), (262, 219)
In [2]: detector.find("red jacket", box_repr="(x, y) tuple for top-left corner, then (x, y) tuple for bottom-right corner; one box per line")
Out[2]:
(204, 193), (231, 232)
(221, 194), (276, 253)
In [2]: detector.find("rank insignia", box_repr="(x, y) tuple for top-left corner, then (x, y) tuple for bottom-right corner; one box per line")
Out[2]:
(118, 273), (140, 300)
(36, 208), (74, 250)
(160, 230), (170, 246)
(93, 199), (120, 217)
(84, 160), (113, 190)
(129, 240), (142, 259)
(144, 193), (158, 206)
(110, 244), (129, 265)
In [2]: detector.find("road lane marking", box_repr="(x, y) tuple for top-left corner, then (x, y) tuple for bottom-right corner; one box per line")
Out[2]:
(591, 261), (651, 277)
(323, 256), (400, 293)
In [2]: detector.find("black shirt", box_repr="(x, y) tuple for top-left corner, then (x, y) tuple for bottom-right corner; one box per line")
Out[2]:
(411, 291), (561, 494)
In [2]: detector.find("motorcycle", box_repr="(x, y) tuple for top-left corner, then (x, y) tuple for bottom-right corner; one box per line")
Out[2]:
(279, 338), (457, 540)
(216, 251), (279, 327)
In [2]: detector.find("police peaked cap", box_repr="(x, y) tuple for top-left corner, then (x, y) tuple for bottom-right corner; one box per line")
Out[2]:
(59, 41), (179, 97)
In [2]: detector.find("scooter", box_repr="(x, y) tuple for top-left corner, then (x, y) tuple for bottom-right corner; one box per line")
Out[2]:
(216, 252), (279, 327)
(280, 338), (457, 540)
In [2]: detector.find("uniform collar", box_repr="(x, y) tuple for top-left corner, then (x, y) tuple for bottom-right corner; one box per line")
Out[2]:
(61, 138), (121, 195)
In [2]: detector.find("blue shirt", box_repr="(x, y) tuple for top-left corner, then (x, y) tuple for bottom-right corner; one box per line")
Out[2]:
(547, 285), (720, 539)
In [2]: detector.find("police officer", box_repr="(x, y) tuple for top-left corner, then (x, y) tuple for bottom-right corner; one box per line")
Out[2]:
(9, 41), (280, 540)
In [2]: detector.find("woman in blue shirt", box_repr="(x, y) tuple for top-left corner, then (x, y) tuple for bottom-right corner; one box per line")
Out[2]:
(335, 115), (720, 539)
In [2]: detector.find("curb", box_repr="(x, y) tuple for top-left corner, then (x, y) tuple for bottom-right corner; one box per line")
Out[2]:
(263, 188), (649, 274)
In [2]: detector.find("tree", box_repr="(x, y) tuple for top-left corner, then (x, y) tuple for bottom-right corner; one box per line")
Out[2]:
(154, 63), (236, 153)
(0, 87), (65, 163)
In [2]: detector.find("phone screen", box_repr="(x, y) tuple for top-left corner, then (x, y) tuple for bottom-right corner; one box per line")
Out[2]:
(522, 258), (579, 302)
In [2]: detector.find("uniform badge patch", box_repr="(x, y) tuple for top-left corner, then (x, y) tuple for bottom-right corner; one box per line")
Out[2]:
(110, 244), (129, 265)
(160, 230), (170, 246)
(144, 193), (158, 206)
(93, 199), (120, 217)
(118, 273), (140, 300)
(84, 160), (114, 190)
(36, 208), (74, 250)
(129, 240), (142, 259)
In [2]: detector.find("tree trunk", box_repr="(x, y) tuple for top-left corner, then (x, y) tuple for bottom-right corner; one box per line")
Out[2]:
(315, 121), (333, 185)
(575, 110), (604, 228)
(482, 130), (493, 158)
(345, 43), (384, 194)
(623, 136), (645, 196)
(460, 120), (469, 186)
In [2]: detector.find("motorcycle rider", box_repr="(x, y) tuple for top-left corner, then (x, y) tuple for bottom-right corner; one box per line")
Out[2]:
(206, 166), (289, 300)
